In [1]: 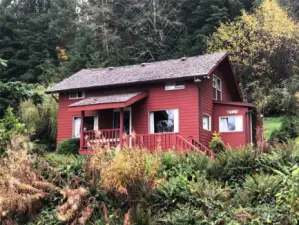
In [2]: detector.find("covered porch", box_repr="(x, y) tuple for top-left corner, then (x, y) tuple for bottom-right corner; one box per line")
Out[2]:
(68, 91), (214, 158)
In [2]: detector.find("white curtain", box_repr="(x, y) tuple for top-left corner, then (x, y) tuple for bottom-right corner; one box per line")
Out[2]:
(94, 116), (99, 130)
(235, 116), (243, 131)
(220, 118), (229, 132)
(173, 109), (179, 132)
(220, 116), (242, 132)
(73, 117), (82, 138)
(149, 112), (155, 133)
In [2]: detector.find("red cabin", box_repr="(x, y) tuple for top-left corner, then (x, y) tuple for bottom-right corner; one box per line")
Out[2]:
(46, 52), (258, 156)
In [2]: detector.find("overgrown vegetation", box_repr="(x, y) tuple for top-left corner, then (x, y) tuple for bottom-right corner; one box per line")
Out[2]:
(2, 134), (299, 224)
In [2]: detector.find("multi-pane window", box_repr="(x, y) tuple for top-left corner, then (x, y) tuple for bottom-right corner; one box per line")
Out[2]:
(219, 116), (243, 132)
(213, 76), (222, 100)
(203, 115), (211, 131)
(69, 91), (85, 99)
(165, 81), (185, 90)
(149, 109), (179, 133)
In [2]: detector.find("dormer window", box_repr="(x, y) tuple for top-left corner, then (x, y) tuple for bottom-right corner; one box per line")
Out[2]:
(213, 75), (222, 100)
(69, 91), (85, 99)
(165, 81), (185, 91)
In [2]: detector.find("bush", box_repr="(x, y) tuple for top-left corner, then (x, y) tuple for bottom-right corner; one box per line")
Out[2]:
(0, 107), (26, 154)
(209, 132), (225, 154)
(269, 116), (299, 142)
(43, 153), (86, 184)
(86, 149), (160, 203)
(29, 143), (48, 155)
(236, 173), (282, 205)
(159, 151), (210, 179)
(58, 138), (80, 155)
(207, 148), (258, 184)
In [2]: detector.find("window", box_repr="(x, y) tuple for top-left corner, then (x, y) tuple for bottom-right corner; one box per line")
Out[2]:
(72, 116), (98, 138)
(219, 116), (243, 132)
(149, 109), (179, 133)
(113, 108), (131, 134)
(203, 115), (211, 131)
(165, 81), (185, 90)
(69, 91), (85, 99)
(73, 117), (81, 138)
(213, 76), (222, 100)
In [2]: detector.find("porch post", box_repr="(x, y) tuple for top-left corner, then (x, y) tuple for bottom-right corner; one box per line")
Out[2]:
(80, 110), (85, 151)
(119, 108), (124, 148)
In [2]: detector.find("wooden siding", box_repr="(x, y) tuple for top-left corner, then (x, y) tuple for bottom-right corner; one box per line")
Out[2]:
(213, 104), (250, 148)
(56, 59), (247, 148)
(131, 81), (200, 141)
(57, 81), (200, 146)
(199, 66), (235, 147)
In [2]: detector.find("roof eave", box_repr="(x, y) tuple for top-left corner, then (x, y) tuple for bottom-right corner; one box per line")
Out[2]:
(45, 74), (207, 94)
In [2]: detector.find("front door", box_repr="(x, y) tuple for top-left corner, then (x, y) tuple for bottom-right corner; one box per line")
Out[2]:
(113, 108), (132, 134)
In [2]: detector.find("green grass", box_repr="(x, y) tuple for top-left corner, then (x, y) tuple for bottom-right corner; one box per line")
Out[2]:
(264, 117), (283, 140)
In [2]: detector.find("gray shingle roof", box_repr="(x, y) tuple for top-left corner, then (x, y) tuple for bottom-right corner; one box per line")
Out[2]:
(69, 92), (143, 107)
(46, 52), (227, 93)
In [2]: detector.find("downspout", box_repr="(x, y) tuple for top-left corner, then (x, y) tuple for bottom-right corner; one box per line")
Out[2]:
(245, 111), (249, 145)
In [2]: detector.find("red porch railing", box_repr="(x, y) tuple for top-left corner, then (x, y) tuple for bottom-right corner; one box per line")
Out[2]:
(131, 133), (177, 151)
(82, 129), (120, 151)
(80, 130), (215, 159)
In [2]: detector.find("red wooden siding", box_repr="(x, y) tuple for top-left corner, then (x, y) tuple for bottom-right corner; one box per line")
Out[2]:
(56, 59), (249, 149)
(57, 93), (99, 144)
(57, 81), (200, 146)
(213, 103), (251, 148)
(131, 81), (199, 141)
(199, 64), (237, 147)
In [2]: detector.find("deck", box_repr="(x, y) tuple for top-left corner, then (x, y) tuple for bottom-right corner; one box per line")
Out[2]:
(80, 129), (215, 159)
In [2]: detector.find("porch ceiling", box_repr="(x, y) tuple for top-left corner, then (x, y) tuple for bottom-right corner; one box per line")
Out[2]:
(68, 92), (148, 112)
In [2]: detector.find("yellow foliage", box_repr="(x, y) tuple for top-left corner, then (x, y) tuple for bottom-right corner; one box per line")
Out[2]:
(86, 148), (160, 200)
(206, 0), (299, 76)
(0, 135), (58, 221)
(56, 45), (69, 61)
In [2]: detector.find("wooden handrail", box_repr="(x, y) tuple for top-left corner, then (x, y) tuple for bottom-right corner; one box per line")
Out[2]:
(191, 138), (215, 160)
(82, 129), (121, 150)
(80, 130), (215, 160)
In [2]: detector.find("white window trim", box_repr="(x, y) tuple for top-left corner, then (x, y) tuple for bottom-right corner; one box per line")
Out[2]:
(219, 115), (243, 133)
(213, 75), (222, 100)
(72, 114), (99, 138)
(165, 81), (185, 91)
(203, 114), (212, 131)
(69, 91), (85, 100)
(148, 109), (179, 134)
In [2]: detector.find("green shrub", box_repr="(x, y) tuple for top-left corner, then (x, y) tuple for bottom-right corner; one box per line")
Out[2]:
(0, 107), (26, 154)
(207, 148), (258, 184)
(29, 143), (48, 155)
(269, 116), (299, 142)
(58, 138), (80, 155)
(150, 175), (192, 212)
(275, 165), (299, 224)
(159, 152), (210, 179)
(44, 153), (86, 184)
(209, 132), (226, 154)
(258, 141), (299, 172)
(236, 173), (282, 205)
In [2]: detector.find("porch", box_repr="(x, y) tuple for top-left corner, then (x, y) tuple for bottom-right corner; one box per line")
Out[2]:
(80, 129), (215, 159)
(68, 91), (214, 158)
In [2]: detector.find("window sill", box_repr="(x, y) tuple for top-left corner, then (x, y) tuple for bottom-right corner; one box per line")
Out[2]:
(220, 131), (244, 134)
(69, 97), (85, 100)
(165, 88), (185, 91)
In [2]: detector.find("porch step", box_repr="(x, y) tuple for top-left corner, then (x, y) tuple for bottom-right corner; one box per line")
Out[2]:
(190, 138), (215, 159)
(175, 134), (215, 159)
